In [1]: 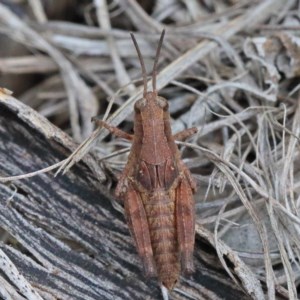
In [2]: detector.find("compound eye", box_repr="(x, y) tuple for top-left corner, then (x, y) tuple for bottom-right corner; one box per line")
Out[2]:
(156, 97), (168, 110)
(134, 98), (147, 111)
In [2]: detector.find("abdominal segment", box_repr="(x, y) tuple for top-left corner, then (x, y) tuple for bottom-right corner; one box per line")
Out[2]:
(142, 190), (180, 290)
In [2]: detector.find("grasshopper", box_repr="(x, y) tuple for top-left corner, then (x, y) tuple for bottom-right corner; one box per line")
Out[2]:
(93, 30), (197, 290)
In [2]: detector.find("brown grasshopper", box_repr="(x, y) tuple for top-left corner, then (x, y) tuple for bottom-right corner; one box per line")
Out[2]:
(93, 30), (197, 290)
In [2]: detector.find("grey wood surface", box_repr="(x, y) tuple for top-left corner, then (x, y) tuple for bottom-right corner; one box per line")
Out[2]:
(0, 96), (259, 300)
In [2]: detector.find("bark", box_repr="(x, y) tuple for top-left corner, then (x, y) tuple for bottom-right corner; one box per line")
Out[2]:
(0, 93), (263, 300)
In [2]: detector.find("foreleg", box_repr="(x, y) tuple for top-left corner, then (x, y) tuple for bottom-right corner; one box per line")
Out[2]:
(173, 127), (197, 141)
(92, 117), (133, 141)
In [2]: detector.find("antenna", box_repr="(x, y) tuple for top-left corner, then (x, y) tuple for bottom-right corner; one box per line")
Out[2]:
(152, 29), (165, 93)
(130, 32), (148, 96)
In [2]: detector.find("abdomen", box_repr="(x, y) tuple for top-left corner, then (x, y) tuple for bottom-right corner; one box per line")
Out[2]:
(143, 191), (180, 289)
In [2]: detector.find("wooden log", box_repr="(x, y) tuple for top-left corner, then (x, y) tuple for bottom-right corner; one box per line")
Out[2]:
(0, 92), (265, 299)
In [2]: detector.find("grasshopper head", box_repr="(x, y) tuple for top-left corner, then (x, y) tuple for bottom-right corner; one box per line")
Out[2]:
(134, 91), (168, 113)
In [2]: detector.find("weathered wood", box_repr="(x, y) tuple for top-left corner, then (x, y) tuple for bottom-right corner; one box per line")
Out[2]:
(0, 94), (259, 299)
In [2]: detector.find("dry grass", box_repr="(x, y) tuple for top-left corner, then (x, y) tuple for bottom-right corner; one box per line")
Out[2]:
(1, 0), (300, 299)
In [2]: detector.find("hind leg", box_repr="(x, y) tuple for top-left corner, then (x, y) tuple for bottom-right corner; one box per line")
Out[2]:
(175, 177), (195, 273)
(124, 185), (156, 276)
